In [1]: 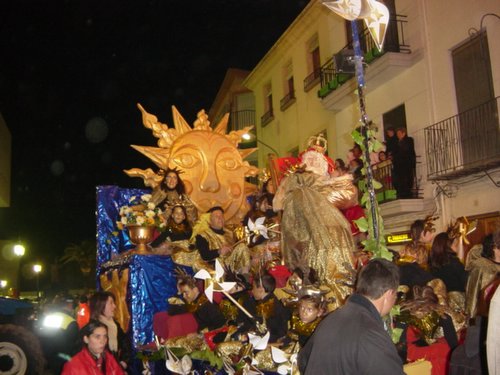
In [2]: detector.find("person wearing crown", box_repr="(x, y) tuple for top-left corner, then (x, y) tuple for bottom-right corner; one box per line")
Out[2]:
(150, 167), (198, 225)
(273, 134), (357, 309)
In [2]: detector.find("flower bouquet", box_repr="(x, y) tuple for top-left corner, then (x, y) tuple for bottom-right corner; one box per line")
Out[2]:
(117, 194), (166, 254)
(117, 194), (166, 229)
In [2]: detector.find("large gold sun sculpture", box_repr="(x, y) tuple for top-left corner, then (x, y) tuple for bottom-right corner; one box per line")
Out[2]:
(124, 104), (259, 224)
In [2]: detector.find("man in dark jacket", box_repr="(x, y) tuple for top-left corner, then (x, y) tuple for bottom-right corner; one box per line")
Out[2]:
(392, 127), (416, 198)
(298, 259), (405, 375)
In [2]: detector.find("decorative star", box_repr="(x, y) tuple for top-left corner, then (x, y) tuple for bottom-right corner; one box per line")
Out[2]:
(321, 0), (363, 21)
(321, 0), (390, 51)
(363, 0), (389, 51)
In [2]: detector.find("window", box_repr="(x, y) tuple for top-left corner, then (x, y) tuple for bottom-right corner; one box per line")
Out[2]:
(452, 31), (497, 165)
(304, 34), (321, 91)
(383, 104), (407, 136)
(261, 83), (274, 127)
(280, 62), (296, 111)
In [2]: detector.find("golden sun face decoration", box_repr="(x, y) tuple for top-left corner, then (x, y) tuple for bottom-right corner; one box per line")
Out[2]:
(124, 104), (259, 224)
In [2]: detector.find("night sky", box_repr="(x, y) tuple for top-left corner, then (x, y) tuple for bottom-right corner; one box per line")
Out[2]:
(0, 0), (308, 266)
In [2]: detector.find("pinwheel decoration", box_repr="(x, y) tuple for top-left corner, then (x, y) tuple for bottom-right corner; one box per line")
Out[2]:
(223, 358), (264, 375)
(247, 217), (269, 242)
(194, 259), (255, 320)
(246, 217), (280, 244)
(271, 346), (299, 375)
(154, 335), (193, 375)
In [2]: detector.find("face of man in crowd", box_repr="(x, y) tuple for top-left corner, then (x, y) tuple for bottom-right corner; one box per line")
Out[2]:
(209, 209), (225, 230)
(84, 327), (108, 357)
(171, 206), (186, 224)
(396, 129), (405, 140)
(179, 284), (199, 303)
(298, 300), (322, 324)
(165, 172), (179, 190)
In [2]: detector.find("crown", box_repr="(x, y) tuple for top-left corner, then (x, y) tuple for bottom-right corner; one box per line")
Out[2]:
(307, 133), (328, 153)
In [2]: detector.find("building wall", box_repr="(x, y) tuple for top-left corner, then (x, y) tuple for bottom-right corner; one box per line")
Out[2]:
(0, 113), (11, 207)
(243, 0), (500, 232)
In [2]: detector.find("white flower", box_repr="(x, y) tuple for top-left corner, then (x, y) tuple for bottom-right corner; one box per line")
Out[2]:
(121, 216), (128, 225)
(159, 222), (166, 228)
(136, 216), (146, 225)
(119, 206), (128, 215)
(129, 196), (136, 203)
(142, 194), (152, 202)
(147, 202), (155, 210)
(145, 210), (156, 218)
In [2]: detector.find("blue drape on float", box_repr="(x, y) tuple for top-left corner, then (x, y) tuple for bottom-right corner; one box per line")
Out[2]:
(96, 185), (193, 348)
(96, 185), (149, 274)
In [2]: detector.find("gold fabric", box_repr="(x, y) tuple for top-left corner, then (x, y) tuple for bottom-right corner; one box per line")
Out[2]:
(324, 174), (358, 209)
(165, 334), (207, 353)
(274, 172), (356, 308)
(398, 310), (441, 345)
(465, 246), (500, 317)
(99, 269), (130, 332)
(254, 347), (276, 371)
(288, 314), (321, 343)
(169, 239), (208, 271)
(400, 241), (429, 268)
(198, 227), (250, 272)
(426, 279), (467, 333)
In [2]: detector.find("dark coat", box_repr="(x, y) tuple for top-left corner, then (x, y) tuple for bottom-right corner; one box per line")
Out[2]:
(299, 294), (405, 375)
(239, 293), (290, 342)
(431, 256), (468, 292)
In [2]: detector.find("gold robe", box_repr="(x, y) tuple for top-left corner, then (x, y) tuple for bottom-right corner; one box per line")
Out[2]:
(197, 226), (250, 273)
(465, 245), (500, 317)
(273, 172), (356, 308)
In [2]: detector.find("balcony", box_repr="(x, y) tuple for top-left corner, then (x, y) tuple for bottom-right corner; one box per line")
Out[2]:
(303, 68), (321, 92)
(261, 109), (274, 127)
(372, 159), (422, 203)
(280, 91), (296, 111)
(318, 15), (414, 112)
(424, 96), (500, 181)
(229, 109), (255, 132)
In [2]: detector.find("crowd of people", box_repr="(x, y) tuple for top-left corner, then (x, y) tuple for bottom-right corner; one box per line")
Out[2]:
(53, 132), (499, 374)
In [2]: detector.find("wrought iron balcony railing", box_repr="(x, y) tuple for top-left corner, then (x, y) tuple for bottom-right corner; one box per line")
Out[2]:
(280, 91), (296, 111)
(261, 109), (274, 127)
(424, 96), (500, 180)
(303, 68), (321, 92)
(317, 14), (410, 98)
(372, 159), (422, 202)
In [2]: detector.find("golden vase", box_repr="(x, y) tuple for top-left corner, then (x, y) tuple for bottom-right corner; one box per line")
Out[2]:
(127, 225), (156, 254)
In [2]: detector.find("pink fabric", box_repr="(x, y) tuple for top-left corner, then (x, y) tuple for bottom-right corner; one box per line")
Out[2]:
(152, 311), (198, 339)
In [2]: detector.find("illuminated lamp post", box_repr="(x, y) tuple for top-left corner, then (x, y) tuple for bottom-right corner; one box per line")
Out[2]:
(13, 244), (26, 257)
(33, 264), (42, 300)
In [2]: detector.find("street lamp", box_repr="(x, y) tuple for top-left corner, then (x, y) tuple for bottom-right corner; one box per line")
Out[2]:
(242, 131), (279, 156)
(33, 264), (42, 300)
(13, 244), (26, 257)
